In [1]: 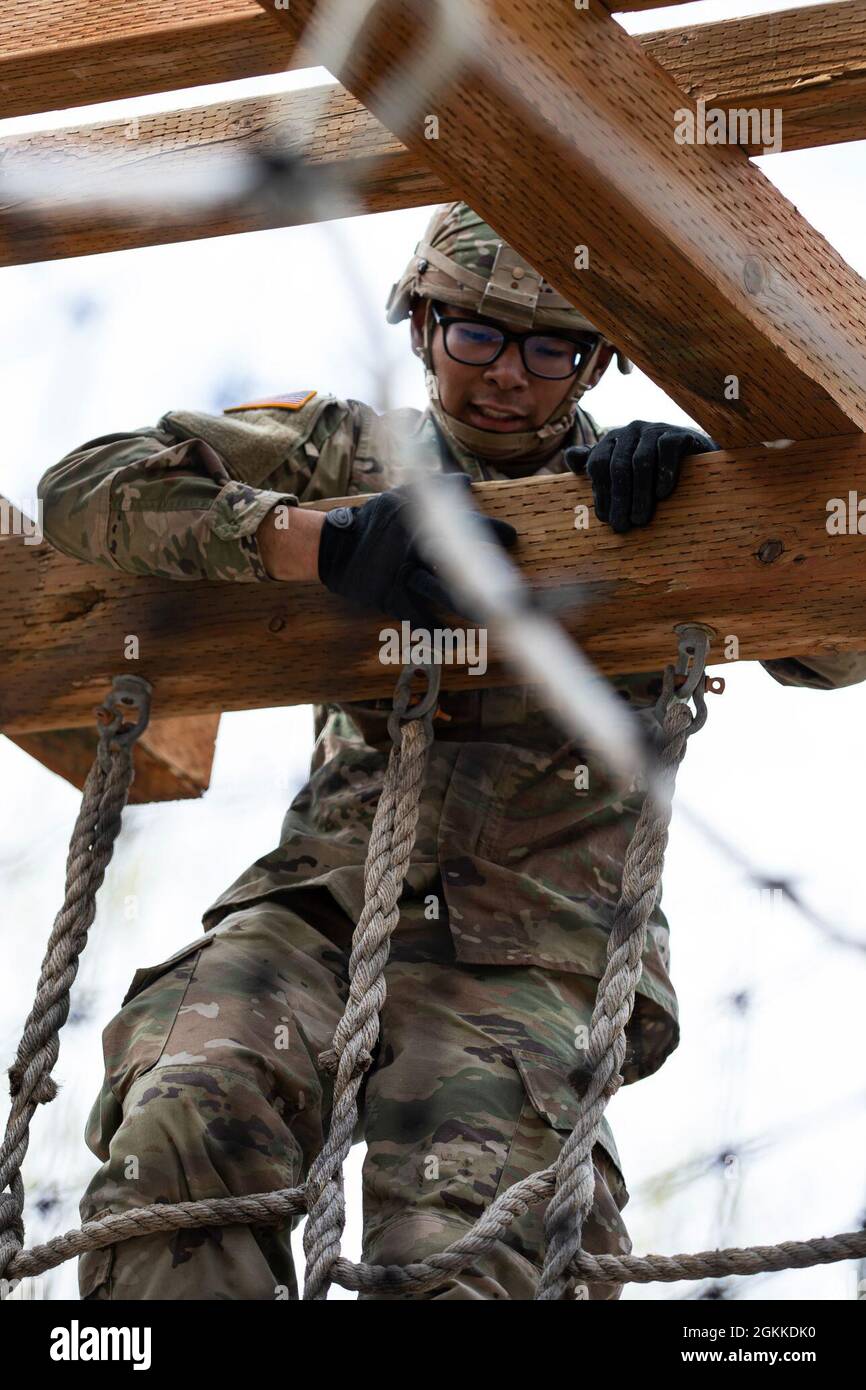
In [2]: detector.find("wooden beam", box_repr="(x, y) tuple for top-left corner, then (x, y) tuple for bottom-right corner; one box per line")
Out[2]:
(6, 714), (220, 802)
(0, 0), (298, 118)
(5, 437), (866, 733)
(0, 0), (688, 119)
(0, 85), (454, 267)
(4, 0), (860, 157)
(4, 4), (865, 265)
(258, 0), (866, 447)
(642, 1), (866, 155)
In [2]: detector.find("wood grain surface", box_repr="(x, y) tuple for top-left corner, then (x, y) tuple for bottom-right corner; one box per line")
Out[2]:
(4, 439), (866, 734)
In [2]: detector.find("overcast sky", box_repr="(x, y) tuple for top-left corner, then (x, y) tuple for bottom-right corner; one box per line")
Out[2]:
(1, 0), (864, 1300)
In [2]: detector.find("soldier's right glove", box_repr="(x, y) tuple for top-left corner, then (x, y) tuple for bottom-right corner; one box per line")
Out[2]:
(317, 477), (518, 629)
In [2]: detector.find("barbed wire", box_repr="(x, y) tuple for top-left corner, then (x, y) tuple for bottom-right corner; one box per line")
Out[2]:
(633, 1085), (866, 1206)
(676, 797), (866, 957)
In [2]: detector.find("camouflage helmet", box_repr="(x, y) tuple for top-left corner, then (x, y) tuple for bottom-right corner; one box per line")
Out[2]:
(385, 201), (630, 465)
(386, 201), (630, 374)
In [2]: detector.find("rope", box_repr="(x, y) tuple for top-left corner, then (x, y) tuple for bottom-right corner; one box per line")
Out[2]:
(6, 1183), (866, 1289)
(537, 674), (698, 1298)
(302, 687), (434, 1299)
(4, 658), (866, 1298)
(0, 675), (152, 1282)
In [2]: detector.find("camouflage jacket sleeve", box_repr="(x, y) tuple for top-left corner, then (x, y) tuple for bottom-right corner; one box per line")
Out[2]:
(37, 393), (358, 583)
(760, 652), (866, 690)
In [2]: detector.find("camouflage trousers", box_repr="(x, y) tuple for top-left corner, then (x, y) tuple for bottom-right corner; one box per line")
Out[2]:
(78, 885), (632, 1300)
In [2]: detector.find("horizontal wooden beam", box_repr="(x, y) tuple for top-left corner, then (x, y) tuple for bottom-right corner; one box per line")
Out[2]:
(4, 437), (866, 734)
(4, 3), (863, 146)
(0, 0), (690, 118)
(0, 85), (454, 267)
(7, 714), (220, 802)
(642, 0), (866, 155)
(4, 4), (865, 266)
(261, 0), (866, 447)
(0, 1), (298, 118)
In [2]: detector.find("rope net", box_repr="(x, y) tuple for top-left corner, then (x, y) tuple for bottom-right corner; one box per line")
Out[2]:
(2, 664), (865, 1299)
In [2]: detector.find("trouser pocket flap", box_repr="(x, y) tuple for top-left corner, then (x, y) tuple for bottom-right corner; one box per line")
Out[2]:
(511, 1048), (627, 1206)
(121, 932), (215, 1006)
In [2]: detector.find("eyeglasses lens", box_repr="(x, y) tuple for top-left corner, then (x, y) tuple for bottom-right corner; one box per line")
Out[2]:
(445, 321), (503, 364)
(443, 320), (590, 379)
(524, 336), (582, 379)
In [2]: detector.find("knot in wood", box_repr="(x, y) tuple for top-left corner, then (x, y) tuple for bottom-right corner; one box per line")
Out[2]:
(756, 538), (784, 564)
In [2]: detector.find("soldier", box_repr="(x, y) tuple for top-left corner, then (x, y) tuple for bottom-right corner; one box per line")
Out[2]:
(38, 202), (866, 1301)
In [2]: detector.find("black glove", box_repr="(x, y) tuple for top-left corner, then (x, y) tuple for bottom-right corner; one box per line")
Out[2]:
(317, 475), (518, 628)
(565, 421), (717, 533)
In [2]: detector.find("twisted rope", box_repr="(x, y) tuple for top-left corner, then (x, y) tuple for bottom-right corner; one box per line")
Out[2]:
(4, 663), (866, 1299)
(302, 704), (433, 1300)
(7, 1181), (864, 1290)
(537, 680), (696, 1299)
(0, 675), (152, 1282)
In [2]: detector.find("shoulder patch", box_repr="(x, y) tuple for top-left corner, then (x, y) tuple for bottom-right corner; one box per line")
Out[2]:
(224, 390), (317, 414)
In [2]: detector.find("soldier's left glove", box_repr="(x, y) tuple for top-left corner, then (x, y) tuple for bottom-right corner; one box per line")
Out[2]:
(565, 421), (717, 534)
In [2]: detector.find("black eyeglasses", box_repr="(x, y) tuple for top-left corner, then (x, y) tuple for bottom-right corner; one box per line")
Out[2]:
(430, 303), (599, 380)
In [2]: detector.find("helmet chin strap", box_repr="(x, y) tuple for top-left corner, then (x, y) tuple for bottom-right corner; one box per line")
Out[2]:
(419, 301), (588, 464)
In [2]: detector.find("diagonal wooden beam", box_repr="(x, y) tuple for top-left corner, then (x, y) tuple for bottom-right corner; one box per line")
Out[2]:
(7, 714), (221, 802)
(4, 437), (866, 733)
(257, 0), (866, 447)
(0, 85), (455, 266)
(642, 1), (866, 155)
(0, 0), (689, 117)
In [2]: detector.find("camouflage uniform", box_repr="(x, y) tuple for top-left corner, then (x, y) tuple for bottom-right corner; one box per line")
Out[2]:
(37, 205), (866, 1301)
(73, 890), (630, 1300)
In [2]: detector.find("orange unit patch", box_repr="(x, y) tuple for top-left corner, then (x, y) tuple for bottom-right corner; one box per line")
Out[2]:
(224, 390), (317, 414)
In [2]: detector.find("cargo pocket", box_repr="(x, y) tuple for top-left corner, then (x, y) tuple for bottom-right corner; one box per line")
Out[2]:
(100, 932), (216, 1110)
(121, 930), (217, 1007)
(498, 1049), (629, 1211)
(79, 933), (219, 1300)
(491, 1049), (631, 1293)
